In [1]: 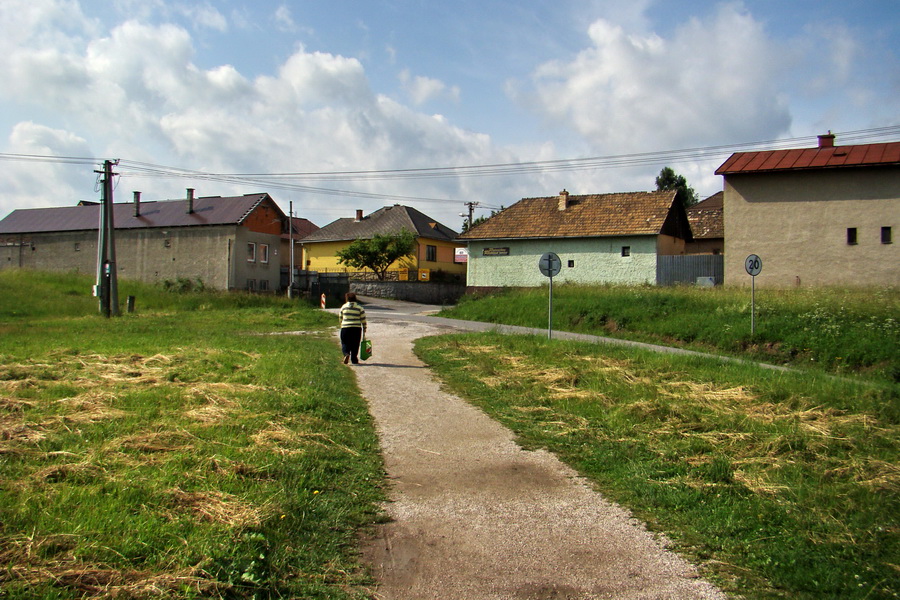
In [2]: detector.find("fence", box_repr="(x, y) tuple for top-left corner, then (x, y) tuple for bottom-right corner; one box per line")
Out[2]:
(656, 254), (724, 286)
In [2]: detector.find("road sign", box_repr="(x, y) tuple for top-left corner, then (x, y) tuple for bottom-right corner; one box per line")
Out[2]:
(745, 254), (762, 276)
(539, 252), (561, 278)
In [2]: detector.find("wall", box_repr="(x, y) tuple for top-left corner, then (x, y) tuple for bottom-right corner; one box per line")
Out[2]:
(303, 237), (466, 276)
(350, 280), (465, 304)
(724, 168), (899, 287)
(232, 227), (283, 291)
(466, 236), (659, 288)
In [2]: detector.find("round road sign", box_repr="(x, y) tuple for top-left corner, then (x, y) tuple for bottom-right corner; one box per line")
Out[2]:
(538, 252), (562, 277)
(745, 254), (762, 276)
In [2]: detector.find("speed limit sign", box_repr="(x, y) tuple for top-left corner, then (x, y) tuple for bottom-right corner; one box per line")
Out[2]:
(745, 254), (762, 276)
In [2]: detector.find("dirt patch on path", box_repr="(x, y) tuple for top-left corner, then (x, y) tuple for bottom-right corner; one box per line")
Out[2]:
(351, 308), (727, 600)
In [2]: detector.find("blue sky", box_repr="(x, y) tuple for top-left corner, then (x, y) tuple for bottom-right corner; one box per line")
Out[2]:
(1, 0), (898, 230)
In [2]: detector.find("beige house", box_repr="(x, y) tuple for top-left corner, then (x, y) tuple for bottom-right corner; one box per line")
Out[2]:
(0, 190), (297, 292)
(716, 134), (899, 287)
(300, 205), (464, 281)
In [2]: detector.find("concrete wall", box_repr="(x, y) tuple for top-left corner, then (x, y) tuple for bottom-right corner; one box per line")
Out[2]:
(724, 167), (899, 287)
(466, 236), (659, 288)
(0, 226), (283, 291)
(350, 280), (465, 304)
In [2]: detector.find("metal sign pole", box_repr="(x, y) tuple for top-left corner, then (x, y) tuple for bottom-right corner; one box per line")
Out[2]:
(745, 254), (762, 337)
(548, 274), (553, 340)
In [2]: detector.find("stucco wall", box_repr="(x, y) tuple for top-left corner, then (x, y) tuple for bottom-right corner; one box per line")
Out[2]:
(724, 168), (899, 287)
(466, 237), (659, 288)
(303, 238), (466, 276)
(0, 226), (281, 291)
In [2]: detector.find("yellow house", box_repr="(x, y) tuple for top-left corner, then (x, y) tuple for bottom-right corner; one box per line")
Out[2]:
(716, 133), (899, 287)
(300, 205), (465, 280)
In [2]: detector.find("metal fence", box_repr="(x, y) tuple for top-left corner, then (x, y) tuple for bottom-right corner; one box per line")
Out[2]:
(656, 254), (724, 286)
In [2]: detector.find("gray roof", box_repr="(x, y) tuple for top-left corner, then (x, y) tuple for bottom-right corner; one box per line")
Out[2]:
(0, 194), (277, 234)
(301, 205), (459, 243)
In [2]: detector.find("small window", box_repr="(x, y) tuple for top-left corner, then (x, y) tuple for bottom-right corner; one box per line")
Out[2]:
(260, 243), (269, 264)
(621, 246), (631, 257)
(426, 245), (437, 262)
(882, 227), (893, 244)
(567, 260), (575, 268)
(847, 228), (858, 245)
(164, 239), (171, 248)
(74, 242), (81, 252)
(259, 279), (269, 291)
(247, 279), (256, 291)
(247, 242), (256, 262)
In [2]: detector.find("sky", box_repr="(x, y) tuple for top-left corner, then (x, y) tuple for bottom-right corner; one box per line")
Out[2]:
(1, 0), (898, 231)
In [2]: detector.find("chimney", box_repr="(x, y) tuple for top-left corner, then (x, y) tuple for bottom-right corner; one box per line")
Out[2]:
(558, 189), (570, 211)
(186, 188), (195, 214)
(355, 209), (363, 222)
(818, 131), (835, 149)
(133, 191), (141, 217)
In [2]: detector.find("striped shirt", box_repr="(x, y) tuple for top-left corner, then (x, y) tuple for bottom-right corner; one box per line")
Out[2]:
(339, 302), (367, 329)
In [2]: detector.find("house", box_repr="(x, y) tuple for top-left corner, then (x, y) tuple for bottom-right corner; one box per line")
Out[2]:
(715, 133), (900, 287)
(685, 192), (724, 255)
(0, 189), (293, 292)
(457, 190), (693, 290)
(300, 205), (464, 280)
(281, 216), (319, 271)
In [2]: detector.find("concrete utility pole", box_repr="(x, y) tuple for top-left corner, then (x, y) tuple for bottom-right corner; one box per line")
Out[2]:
(461, 201), (479, 230)
(288, 201), (294, 299)
(95, 160), (120, 317)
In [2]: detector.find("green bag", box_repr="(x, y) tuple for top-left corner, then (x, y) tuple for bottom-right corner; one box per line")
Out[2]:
(360, 336), (372, 361)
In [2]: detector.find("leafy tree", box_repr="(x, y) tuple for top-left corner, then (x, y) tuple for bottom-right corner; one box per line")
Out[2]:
(336, 229), (418, 280)
(655, 167), (699, 207)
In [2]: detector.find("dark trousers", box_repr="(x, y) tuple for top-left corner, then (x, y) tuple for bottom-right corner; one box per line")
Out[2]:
(340, 327), (363, 363)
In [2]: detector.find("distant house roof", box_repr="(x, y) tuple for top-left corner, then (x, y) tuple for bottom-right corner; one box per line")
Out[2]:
(301, 205), (458, 243)
(0, 193), (279, 234)
(715, 137), (900, 176)
(458, 190), (687, 241)
(686, 192), (724, 239)
(283, 217), (319, 241)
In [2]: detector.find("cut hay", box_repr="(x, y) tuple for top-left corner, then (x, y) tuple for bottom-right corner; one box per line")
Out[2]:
(166, 486), (268, 528)
(114, 431), (194, 454)
(252, 424), (359, 456)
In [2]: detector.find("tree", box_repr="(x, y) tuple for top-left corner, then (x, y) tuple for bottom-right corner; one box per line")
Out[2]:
(461, 206), (505, 233)
(655, 167), (699, 207)
(336, 229), (418, 280)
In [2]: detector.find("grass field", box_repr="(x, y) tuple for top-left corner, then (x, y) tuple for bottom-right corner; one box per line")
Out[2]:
(0, 271), (385, 599)
(417, 283), (899, 599)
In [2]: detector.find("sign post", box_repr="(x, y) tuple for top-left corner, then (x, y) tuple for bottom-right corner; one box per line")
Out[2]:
(744, 254), (762, 335)
(538, 252), (562, 339)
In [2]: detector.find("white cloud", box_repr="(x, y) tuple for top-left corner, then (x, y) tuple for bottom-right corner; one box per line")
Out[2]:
(178, 3), (228, 32)
(399, 69), (461, 106)
(274, 5), (298, 33)
(519, 4), (792, 151)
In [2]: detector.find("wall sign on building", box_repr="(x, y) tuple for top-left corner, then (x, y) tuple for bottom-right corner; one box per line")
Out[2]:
(482, 247), (510, 256)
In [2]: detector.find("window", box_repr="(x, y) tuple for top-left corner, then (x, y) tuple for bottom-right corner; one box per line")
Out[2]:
(164, 239), (171, 248)
(259, 279), (269, 291)
(882, 227), (893, 244)
(621, 246), (631, 257)
(247, 242), (256, 262)
(260, 243), (269, 264)
(847, 228), (858, 245)
(74, 243), (81, 252)
(567, 260), (575, 268)
(426, 245), (437, 262)
(247, 279), (256, 291)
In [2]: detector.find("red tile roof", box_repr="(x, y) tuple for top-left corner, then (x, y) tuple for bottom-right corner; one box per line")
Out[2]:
(686, 192), (724, 239)
(458, 191), (681, 240)
(716, 141), (900, 175)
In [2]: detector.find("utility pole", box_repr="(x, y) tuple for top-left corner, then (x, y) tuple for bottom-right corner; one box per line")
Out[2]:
(461, 201), (479, 231)
(288, 201), (294, 299)
(95, 160), (120, 317)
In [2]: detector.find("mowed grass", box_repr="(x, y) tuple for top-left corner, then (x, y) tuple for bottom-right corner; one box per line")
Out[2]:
(0, 271), (385, 599)
(415, 332), (899, 599)
(440, 285), (900, 382)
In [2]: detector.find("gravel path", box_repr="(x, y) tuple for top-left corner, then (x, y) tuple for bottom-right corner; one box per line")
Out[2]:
(344, 298), (728, 600)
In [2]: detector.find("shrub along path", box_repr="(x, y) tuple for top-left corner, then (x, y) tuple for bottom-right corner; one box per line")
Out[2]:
(343, 298), (726, 600)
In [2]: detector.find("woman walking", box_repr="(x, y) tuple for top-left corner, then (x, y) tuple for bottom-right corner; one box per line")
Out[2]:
(339, 292), (367, 364)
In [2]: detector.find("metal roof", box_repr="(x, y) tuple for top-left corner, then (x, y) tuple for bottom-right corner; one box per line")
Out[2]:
(301, 205), (458, 243)
(715, 141), (900, 175)
(0, 194), (275, 234)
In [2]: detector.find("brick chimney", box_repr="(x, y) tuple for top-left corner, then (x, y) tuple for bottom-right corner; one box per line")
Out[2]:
(558, 189), (570, 211)
(818, 131), (835, 149)
(186, 188), (195, 214)
(355, 209), (363, 222)
(133, 191), (141, 217)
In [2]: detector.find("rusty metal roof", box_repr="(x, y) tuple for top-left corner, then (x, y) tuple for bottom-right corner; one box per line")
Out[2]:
(716, 141), (900, 175)
(458, 190), (682, 241)
(0, 193), (275, 234)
